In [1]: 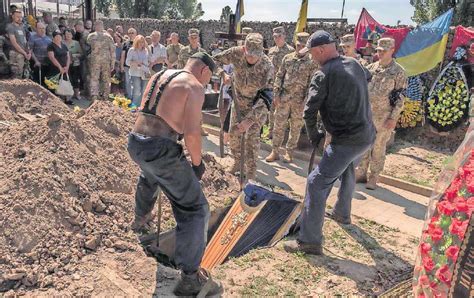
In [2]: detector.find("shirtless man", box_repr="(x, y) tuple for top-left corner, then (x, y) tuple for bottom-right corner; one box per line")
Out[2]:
(127, 52), (223, 296)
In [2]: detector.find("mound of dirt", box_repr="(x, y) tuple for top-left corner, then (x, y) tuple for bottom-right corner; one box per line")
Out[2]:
(0, 99), (239, 292)
(0, 80), (70, 122)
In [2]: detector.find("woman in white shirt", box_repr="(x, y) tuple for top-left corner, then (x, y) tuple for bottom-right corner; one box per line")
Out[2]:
(126, 35), (150, 107)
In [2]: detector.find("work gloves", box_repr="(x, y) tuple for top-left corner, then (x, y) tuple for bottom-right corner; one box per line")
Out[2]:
(192, 161), (206, 180)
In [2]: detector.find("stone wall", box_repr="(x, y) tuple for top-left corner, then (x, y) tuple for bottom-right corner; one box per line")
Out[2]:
(97, 18), (352, 50)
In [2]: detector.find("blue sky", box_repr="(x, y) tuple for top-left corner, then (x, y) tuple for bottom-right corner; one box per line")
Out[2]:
(200, 0), (416, 25)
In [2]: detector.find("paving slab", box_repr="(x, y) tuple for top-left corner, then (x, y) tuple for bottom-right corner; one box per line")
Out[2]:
(202, 134), (428, 238)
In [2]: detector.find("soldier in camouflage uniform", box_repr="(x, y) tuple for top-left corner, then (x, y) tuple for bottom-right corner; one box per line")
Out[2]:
(356, 38), (407, 189)
(177, 28), (206, 69)
(340, 34), (367, 66)
(267, 26), (295, 138)
(6, 10), (30, 79)
(213, 33), (274, 180)
(86, 20), (115, 101)
(166, 32), (183, 69)
(266, 32), (318, 163)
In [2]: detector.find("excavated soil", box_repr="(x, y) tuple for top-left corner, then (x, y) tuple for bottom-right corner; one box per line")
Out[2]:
(0, 80), (70, 122)
(0, 81), (239, 292)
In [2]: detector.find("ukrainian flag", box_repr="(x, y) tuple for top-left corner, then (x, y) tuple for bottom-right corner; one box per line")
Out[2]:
(395, 8), (454, 77)
(235, 0), (244, 33)
(294, 0), (308, 42)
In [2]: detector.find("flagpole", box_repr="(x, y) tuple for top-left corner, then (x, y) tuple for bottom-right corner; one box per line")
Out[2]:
(341, 0), (346, 18)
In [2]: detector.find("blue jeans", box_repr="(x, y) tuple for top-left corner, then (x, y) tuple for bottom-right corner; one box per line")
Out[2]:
(298, 141), (372, 245)
(127, 133), (209, 273)
(124, 67), (132, 99)
(131, 75), (147, 107)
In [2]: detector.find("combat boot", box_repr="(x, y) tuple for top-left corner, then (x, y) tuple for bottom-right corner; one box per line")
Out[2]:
(283, 239), (323, 255)
(265, 150), (280, 162)
(355, 168), (368, 183)
(282, 150), (293, 163)
(173, 268), (224, 297)
(366, 174), (378, 190)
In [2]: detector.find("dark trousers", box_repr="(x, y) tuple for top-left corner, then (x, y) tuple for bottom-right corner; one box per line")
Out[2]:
(127, 133), (209, 273)
(298, 141), (372, 245)
(30, 63), (49, 87)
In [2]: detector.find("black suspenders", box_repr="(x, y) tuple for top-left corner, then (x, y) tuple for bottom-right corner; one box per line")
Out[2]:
(142, 70), (190, 115)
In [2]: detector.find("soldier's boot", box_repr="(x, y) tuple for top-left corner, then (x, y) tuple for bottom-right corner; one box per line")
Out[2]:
(282, 150), (293, 163)
(355, 168), (368, 183)
(283, 239), (323, 255)
(173, 268), (224, 297)
(366, 174), (379, 190)
(265, 150), (280, 162)
(131, 211), (156, 234)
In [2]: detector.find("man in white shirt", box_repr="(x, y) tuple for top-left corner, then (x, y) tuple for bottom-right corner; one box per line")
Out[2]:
(148, 30), (167, 73)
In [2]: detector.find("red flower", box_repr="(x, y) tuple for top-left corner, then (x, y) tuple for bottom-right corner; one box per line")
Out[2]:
(437, 200), (455, 216)
(454, 198), (469, 213)
(418, 274), (430, 287)
(450, 218), (468, 239)
(446, 245), (459, 262)
(420, 242), (432, 256)
(467, 197), (474, 214)
(435, 265), (452, 284)
(428, 225), (444, 242)
(423, 256), (435, 272)
(428, 216), (440, 231)
(446, 177), (462, 200)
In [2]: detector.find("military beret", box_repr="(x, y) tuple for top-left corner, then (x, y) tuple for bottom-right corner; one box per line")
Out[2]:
(190, 52), (216, 72)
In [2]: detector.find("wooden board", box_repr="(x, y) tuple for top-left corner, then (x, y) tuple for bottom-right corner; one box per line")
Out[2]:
(200, 194), (266, 271)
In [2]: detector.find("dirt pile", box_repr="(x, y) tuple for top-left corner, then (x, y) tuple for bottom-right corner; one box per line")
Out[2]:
(0, 97), (239, 292)
(0, 80), (70, 122)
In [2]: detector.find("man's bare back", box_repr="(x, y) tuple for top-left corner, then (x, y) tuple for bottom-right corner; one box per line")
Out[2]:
(138, 69), (204, 135)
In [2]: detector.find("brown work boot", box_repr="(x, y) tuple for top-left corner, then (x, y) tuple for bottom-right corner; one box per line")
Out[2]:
(265, 150), (280, 162)
(131, 211), (155, 234)
(173, 268), (224, 297)
(282, 150), (293, 163)
(355, 168), (368, 183)
(366, 175), (378, 190)
(283, 239), (323, 255)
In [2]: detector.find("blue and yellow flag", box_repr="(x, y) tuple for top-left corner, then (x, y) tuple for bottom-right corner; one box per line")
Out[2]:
(294, 0), (308, 42)
(395, 9), (454, 77)
(235, 0), (245, 33)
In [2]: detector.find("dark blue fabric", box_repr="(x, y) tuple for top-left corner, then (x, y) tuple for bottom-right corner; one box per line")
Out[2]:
(243, 183), (293, 207)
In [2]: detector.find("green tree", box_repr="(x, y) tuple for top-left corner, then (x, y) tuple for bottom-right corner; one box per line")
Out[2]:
(96, 0), (114, 16)
(220, 5), (233, 22)
(410, 0), (471, 26)
(117, 0), (205, 19)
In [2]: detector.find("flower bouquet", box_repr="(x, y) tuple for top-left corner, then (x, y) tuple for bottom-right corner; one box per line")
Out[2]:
(426, 62), (470, 132)
(110, 94), (133, 111)
(413, 131), (474, 297)
(110, 74), (120, 85)
(399, 76), (424, 128)
(44, 73), (60, 91)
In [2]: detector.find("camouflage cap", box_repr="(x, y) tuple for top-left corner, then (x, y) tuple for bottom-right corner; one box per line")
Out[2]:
(272, 26), (285, 35)
(340, 34), (355, 46)
(295, 32), (310, 45)
(245, 33), (264, 57)
(376, 37), (395, 51)
(242, 27), (253, 34)
(188, 28), (200, 36)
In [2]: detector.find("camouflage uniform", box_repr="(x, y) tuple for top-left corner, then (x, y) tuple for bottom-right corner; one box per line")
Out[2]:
(166, 43), (184, 68)
(272, 33), (318, 155)
(46, 22), (59, 38)
(340, 34), (368, 66)
(87, 30), (115, 99)
(214, 33), (274, 180)
(6, 21), (28, 79)
(358, 38), (407, 179)
(267, 27), (294, 136)
(177, 28), (206, 69)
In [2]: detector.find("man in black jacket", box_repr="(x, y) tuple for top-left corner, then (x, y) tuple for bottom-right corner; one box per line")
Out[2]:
(284, 31), (376, 255)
